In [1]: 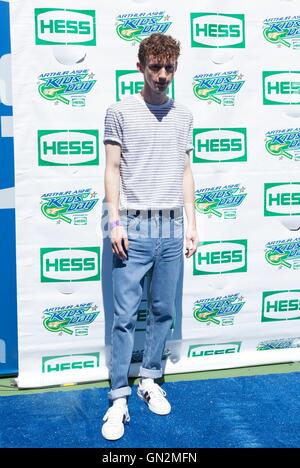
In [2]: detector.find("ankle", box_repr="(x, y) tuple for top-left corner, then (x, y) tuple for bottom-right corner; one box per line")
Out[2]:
(112, 397), (127, 407)
(139, 377), (154, 386)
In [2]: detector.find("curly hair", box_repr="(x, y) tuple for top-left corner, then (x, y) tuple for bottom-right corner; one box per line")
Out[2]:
(138, 33), (181, 65)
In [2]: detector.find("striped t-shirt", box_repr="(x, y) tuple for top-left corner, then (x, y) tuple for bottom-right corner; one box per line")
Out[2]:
(104, 94), (193, 210)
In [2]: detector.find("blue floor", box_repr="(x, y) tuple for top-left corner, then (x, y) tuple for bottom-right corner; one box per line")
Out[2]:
(1, 373), (300, 448)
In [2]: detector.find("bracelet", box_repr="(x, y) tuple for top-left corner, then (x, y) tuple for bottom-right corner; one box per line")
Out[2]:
(109, 219), (121, 230)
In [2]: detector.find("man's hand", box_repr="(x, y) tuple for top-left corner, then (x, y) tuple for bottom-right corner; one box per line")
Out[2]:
(111, 225), (129, 260)
(185, 225), (199, 258)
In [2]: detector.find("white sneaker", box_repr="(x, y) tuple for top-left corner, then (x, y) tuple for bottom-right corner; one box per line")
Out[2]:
(101, 401), (130, 441)
(137, 379), (171, 415)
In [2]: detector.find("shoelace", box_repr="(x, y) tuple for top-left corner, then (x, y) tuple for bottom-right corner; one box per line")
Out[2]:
(143, 383), (167, 400)
(103, 405), (130, 424)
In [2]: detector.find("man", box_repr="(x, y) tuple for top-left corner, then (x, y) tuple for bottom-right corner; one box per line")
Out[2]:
(102, 33), (198, 441)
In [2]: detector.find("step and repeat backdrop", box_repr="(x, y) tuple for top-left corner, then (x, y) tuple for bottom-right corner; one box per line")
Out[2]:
(6, 0), (300, 387)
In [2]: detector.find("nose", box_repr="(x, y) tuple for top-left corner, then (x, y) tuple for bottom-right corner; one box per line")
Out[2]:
(158, 67), (167, 81)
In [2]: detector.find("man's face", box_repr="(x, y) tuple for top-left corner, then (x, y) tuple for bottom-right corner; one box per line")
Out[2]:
(137, 55), (177, 94)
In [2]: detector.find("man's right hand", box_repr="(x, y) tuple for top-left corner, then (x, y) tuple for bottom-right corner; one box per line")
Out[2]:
(110, 225), (129, 260)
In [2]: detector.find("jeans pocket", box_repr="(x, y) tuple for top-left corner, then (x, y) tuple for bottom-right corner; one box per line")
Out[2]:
(173, 215), (184, 239)
(120, 212), (136, 228)
(128, 213), (139, 227)
(125, 214), (141, 238)
(174, 215), (184, 226)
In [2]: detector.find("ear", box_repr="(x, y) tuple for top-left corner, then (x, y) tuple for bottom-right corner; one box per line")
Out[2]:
(137, 62), (144, 73)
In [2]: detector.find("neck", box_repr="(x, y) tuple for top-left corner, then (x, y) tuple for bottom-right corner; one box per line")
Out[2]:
(140, 84), (168, 106)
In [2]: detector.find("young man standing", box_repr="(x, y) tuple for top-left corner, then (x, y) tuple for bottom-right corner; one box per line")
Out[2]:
(102, 33), (198, 440)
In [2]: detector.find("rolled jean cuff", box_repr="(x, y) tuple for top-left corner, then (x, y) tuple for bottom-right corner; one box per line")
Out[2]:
(139, 367), (163, 379)
(108, 386), (132, 401)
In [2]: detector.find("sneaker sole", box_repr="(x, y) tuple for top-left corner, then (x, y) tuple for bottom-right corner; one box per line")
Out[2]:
(137, 390), (171, 416)
(101, 426), (125, 441)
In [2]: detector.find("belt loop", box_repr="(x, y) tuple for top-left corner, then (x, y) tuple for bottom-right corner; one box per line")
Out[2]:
(159, 210), (162, 237)
(149, 209), (153, 238)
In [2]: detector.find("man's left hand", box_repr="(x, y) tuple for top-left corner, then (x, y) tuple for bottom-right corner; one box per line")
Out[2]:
(185, 226), (199, 258)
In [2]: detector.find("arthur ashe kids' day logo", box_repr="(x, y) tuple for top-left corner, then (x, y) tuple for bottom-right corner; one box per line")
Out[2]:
(257, 337), (300, 351)
(263, 16), (300, 49)
(115, 11), (172, 44)
(40, 188), (99, 225)
(193, 293), (245, 327)
(265, 238), (300, 270)
(193, 71), (245, 106)
(195, 184), (247, 219)
(265, 128), (300, 161)
(38, 69), (96, 107)
(43, 302), (100, 337)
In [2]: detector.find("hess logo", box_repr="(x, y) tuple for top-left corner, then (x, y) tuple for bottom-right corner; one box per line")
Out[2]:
(40, 247), (100, 282)
(38, 130), (99, 166)
(264, 183), (300, 216)
(262, 290), (300, 322)
(35, 9), (96, 45)
(193, 240), (247, 275)
(42, 353), (100, 373)
(191, 13), (245, 48)
(263, 71), (300, 105)
(116, 70), (175, 101)
(187, 342), (241, 357)
(193, 128), (247, 163)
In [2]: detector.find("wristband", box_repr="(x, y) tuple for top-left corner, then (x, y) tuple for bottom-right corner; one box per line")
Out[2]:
(109, 219), (121, 230)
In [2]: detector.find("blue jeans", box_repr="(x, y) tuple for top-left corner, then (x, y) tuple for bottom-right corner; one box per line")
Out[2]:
(108, 208), (184, 400)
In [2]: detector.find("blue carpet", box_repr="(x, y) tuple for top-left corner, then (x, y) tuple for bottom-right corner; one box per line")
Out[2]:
(1, 373), (300, 448)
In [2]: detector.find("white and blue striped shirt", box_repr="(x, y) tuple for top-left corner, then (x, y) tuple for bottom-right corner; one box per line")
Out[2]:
(104, 94), (193, 210)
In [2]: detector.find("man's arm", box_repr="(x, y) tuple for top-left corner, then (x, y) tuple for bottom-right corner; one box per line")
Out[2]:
(104, 142), (128, 260)
(183, 152), (198, 258)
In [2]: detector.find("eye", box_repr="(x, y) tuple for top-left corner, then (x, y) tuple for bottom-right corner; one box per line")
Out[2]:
(149, 64), (161, 72)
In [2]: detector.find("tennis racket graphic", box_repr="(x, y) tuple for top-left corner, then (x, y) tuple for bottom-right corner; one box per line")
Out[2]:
(38, 83), (69, 104)
(193, 84), (222, 104)
(265, 140), (293, 159)
(195, 199), (222, 217)
(263, 28), (291, 48)
(265, 251), (292, 268)
(43, 318), (73, 335)
(117, 25), (143, 42)
(193, 308), (220, 324)
(41, 204), (72, 224)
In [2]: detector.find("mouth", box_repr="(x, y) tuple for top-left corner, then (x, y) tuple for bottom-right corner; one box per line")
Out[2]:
(156, 82), (167, 88)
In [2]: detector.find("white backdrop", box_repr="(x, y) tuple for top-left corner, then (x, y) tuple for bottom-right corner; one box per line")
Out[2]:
(9, 0), (300, 388)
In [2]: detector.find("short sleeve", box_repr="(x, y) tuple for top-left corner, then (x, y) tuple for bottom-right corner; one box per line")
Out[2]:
(103, 106), (123, 147)
(186, 113), (194, 154)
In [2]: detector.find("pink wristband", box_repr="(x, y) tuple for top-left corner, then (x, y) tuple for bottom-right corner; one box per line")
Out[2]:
(109, 219), (121, 230)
